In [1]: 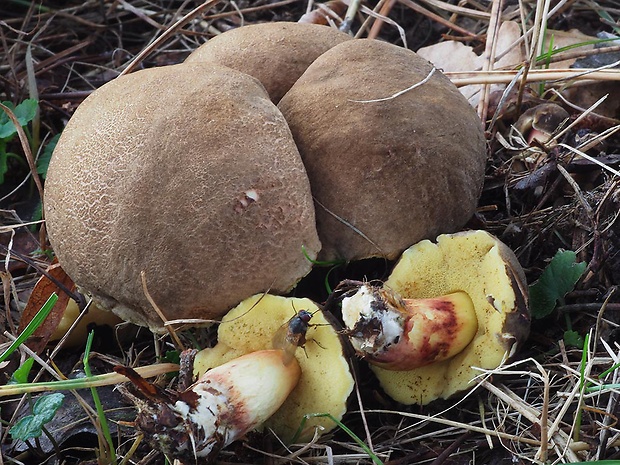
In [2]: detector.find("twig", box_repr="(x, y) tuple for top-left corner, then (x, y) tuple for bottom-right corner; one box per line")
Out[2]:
(140, 271), (185, 350)
(121, 0), (222, 75)
(477, 0), (503, 123)
(348, 67), (436, 103)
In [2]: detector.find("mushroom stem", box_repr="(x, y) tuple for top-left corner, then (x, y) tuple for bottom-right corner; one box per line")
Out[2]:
(341, 283), (478, 370)
(118, 349), (300, 463)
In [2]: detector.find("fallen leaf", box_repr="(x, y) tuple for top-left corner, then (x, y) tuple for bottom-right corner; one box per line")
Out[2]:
(298, 0), (348, 25)
(18, 263), (75, 354)
(417, 21), (524, 106)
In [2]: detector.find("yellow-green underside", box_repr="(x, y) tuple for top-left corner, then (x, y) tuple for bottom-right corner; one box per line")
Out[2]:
(194, 294), (354, 442)
(381, 230), (521, 405)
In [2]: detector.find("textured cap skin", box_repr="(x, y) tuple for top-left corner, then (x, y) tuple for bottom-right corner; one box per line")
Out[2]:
(185, 22), (352, 103)
(44, 63), (321, 331)
(278, 39), (487, 261)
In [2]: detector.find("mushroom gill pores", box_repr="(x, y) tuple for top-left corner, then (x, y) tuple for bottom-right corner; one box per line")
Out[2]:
(341, 230), (530, 405)
(193, 294), (354, 443)
(278, 39), (487, 261)
(44, 63), (321, 331)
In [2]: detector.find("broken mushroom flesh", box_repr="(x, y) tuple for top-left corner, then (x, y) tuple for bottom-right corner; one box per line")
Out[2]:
(278, 39), (487, 261)
(347, 230), (529, 405)
(44, 63), (321, 331)
(194, 294), (354, 442)
(185, 22), (352, 103)
(342, 285), (479, 370)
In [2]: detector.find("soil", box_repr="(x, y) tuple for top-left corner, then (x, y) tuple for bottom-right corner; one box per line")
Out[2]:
(1, 1), (619, 464)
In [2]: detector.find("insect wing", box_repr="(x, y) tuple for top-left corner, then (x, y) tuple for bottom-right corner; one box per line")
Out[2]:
(272, 320), (302, 365)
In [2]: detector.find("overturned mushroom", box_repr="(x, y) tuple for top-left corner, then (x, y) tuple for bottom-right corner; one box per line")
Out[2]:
(185, 22), (351, 103)
(116, 349), (300, 463)
(194, 294), (354, 442)
(278, 39), (487, 261)
(44, 63), (321, 331)
(513, 103), (570, 145)
(341, 230), (530, 405)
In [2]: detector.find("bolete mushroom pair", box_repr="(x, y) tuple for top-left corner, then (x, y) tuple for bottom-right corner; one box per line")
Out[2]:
(192, 230), (530, 427)
(193, 230), (530, 413)
(44, 22), (487, 332)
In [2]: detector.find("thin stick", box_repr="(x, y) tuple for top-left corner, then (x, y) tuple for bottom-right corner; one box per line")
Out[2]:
(399, 0), (478, 37)
(477, 0), (503, 122)
(367, 0), (395, 39)
(140, 271), (185, 350)
(348, 67), (436, 103)
(121, 0), (222, 75)
(446, 68), (620, 86)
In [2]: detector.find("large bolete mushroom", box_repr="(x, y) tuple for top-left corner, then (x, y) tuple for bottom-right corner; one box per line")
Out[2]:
(278, 39), (487, 261)
(185, 22), (351, 103)
(44, 63), (321, 331)
(341, 230), (530, 405)
(194, 294), (354, 443)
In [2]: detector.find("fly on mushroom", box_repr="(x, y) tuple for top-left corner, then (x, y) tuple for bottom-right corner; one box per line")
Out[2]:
(272, 307), (322, 364)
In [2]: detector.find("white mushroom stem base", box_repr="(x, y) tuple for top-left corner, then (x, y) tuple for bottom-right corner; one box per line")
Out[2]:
(342, 284), (478, 370)
(123, 349), (300, 463)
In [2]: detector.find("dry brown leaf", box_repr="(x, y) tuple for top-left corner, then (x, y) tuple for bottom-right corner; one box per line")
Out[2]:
(417, 21), (524, 106)
(18, 262), (75, 354)
(298, 0), (349, 25)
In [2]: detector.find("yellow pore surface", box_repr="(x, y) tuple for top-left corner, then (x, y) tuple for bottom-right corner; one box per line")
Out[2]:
(382, 230), (523, 405)
(194, 294), (354, 443)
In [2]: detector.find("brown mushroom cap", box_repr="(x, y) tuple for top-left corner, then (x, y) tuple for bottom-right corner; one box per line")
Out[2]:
(44, 63), (321, 331)
(278, 39), (487, 261)
(185, 22), (352, 103)
(375, 230), (530, 405)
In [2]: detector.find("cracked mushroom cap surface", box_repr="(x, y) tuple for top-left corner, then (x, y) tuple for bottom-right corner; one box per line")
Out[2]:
(185, 22), (352, 103)
(44, 63), (321, 331)
(194, 294), (354, 443)
(376, 230), (530, 405)
(278, 39), (487, 261)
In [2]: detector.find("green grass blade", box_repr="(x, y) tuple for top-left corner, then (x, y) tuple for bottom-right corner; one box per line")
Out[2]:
(84, 330), (117, 464)
(0, 293), (58, 363)
(294, 413), (383, 465)
(573, 332), (590, 442)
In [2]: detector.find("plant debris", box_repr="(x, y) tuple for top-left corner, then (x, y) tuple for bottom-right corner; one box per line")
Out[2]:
(1, 0), (620, 464)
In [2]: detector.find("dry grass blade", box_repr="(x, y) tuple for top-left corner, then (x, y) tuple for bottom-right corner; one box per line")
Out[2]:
(2, 0), (620, 463)
(121, 0), (222, 75)
(447, 67), (620, 85)
(399, 0), (479, 37)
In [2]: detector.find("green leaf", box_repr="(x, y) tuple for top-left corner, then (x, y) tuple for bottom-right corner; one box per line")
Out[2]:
(164, 350), (180, 365)
(0, 143), (7, 185)
(9, 392), (64, 441)
(9, 358), (34, 385)
(564, 330), (584, 348)
(529, 250), (587, 319)
(570, 461), (620, 465)
(32, 392), (64, 422)
(36, 133), (60, 179)
(0, 99), (38, 139)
